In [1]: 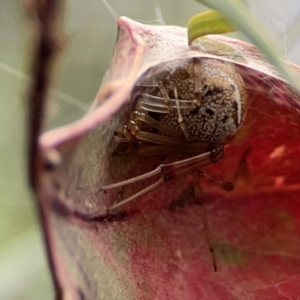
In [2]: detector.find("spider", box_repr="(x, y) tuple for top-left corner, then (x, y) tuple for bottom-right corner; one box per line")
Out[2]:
(101, 57), (248, 270)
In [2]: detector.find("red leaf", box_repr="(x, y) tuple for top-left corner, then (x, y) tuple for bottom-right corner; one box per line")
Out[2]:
(39, 17), (300, 299)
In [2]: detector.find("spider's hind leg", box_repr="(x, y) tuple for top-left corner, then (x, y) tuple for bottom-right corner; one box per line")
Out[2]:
(198, 170), (234, 191)
(192, 172), (217, 272)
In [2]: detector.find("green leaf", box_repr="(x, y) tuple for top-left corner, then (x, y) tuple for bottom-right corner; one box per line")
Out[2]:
(188, 10), (235, 44)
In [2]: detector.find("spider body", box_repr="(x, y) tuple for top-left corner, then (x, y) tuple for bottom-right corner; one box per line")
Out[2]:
(114, 57), (247, 157)
(102, 57), (248, 272)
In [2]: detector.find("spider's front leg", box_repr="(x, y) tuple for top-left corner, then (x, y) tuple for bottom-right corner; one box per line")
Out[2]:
(158, 81), (174, 112)
(101, 146), (225, 211)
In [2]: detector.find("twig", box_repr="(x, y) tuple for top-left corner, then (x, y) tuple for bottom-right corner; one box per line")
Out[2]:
(25, 0), (64, 299)
(26, 0), (62, 189)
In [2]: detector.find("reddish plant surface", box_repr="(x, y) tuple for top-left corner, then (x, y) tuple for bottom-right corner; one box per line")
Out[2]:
(39, 18), (300, 300)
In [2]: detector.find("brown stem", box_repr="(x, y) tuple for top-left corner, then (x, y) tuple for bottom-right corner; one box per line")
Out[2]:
(24, 0), (64, 299)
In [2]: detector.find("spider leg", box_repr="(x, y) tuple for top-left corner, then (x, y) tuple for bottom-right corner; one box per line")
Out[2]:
(102, 147), (223, 190)
(136, 143), (220, 156)
(138, 93), (197, 113)
(102, 147), (223, 211)
(158, 81), (174, 112)
(132, 110), (183, 138)
(126, 115), (221, 151)
(113, 125), (132, 143)
(193, 57), (202, 107)
(198, 170), (234, 191)
(192, 172), (217, 271)
(108, 177), (165, 210)
(173, 85), (192, 141)
(113, 109), (221, 156)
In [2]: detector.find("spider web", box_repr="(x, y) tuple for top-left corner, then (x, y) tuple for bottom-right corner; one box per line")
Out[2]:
(2, 0), (297, 130)
(42, 0), (300, 129)
(249, 0), (300, 63)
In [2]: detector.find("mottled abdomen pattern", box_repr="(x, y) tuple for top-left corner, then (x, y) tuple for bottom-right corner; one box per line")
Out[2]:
(142, 58), (247, 143)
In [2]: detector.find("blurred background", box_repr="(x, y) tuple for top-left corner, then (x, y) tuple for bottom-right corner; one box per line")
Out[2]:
(1, 0), (300, 299)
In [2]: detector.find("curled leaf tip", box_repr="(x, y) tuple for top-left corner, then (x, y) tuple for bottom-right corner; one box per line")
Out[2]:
(188, 10), (236, 45)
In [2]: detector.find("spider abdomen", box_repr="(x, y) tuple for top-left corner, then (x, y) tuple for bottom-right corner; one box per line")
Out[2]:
(135, 58), (247, 144)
